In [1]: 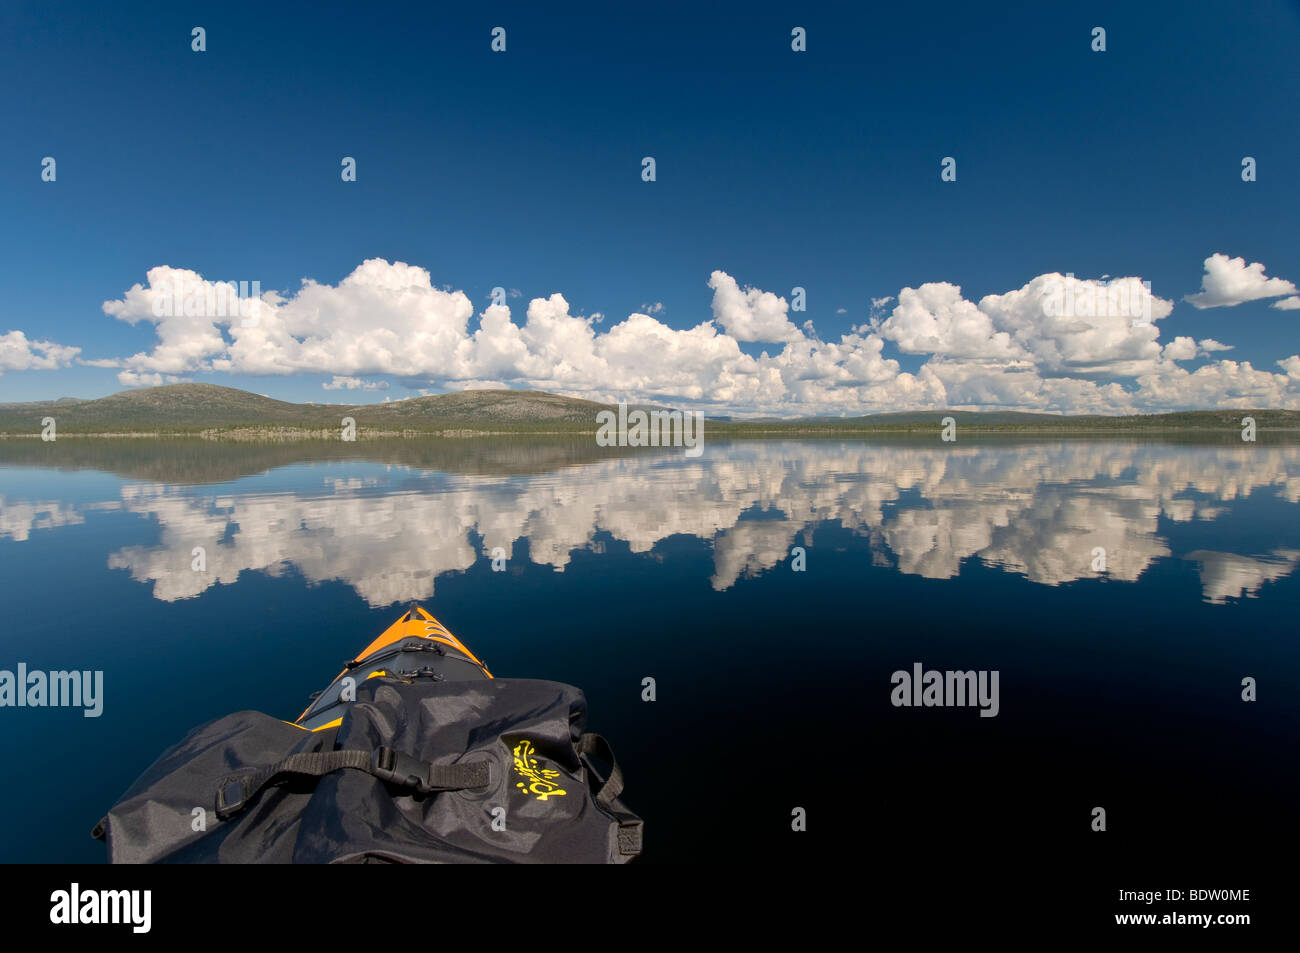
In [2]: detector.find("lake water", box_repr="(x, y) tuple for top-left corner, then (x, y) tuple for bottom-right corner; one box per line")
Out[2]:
(1, 436), (1297, 864)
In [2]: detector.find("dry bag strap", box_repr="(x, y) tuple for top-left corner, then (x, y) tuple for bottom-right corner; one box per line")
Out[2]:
(577, 733), (624, 809)
(214, 746), (489, 821)
(578, 733), (642, 856)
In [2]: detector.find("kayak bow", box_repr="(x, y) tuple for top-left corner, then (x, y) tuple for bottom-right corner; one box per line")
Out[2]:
(295, 604), (491, 731)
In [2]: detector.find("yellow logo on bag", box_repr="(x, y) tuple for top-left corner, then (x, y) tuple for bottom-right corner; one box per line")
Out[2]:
(512, 740), (568, 801)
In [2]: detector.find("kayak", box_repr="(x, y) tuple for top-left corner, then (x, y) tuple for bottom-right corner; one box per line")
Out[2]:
(295, 604), (492, 731)
(97, 601), (644, 863)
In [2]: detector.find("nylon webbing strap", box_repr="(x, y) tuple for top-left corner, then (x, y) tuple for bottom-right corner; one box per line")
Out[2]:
(578, 732), (642, 856)
(577, 733), (624, 808)
(215, 746), (489, 820)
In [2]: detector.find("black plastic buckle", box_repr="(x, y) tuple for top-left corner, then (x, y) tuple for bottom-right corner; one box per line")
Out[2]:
(215, 777), (249, 820)
(394, 666), (444, 681)
(370, 746), (431, 792)
(402, 638), (444, 654)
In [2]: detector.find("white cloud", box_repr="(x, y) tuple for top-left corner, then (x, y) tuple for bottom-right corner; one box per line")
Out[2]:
(1162, 337), (1234, 362)
(1163, 336), (1198, 362)
(877, 274), (1175, 378)
(977, 274), (1173, 376)
(94, 259), (1300, 415)
(920, 360), (1136, 414)
(1271, 296), (1300, 310)
(706, 270), (803, 343)
(0, 330), (80, 374)
(101, 267), (239, 376)
(881, 283), (1025, 361)
(118, 371), (184, 387)
(1184, 254), (1297, 309)
(323, 376), (389, 391)
(1135, 360), (1294, 410)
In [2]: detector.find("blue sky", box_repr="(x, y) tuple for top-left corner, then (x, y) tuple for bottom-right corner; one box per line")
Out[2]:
(1, 0), (1297, 414)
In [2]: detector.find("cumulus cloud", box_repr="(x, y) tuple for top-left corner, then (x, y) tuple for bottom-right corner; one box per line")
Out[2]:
(102, 262), (474, 383)
(921, 360), (1136, 414)
(1197, 339), (1234, 353)
(93, 259), (1299, 415)
(875, 274), (1176, 379)
(706, 270), (803, 343)
(101, 267), (242, 380)
(1163, 336), (1198, 362)
(881, 283), (1025, 361)
(0, 330), (80, 374)
(1163, 337), (1234, 362)
(1271, 296), (1300, 311)
(323, 376), (389, 391)
(1135, 360), (1294, 410)
(1184, 254), (1297, 309)
(977, 273), (1174, 376)
(119, 371), (185, 387)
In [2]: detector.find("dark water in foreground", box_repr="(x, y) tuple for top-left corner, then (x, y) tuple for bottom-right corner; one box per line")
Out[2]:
(0, 436), (1297, 864)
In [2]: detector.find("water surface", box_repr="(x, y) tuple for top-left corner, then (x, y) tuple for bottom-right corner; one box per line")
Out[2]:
(1, 436), (1296, 863)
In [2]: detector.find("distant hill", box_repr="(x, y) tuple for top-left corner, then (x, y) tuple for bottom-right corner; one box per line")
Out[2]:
(361, 388), (610, 425)
(0, 383), (1296, 436)
(0, 383), (613, 435)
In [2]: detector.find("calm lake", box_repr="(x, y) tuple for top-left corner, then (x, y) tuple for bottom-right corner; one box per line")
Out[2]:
(1, 436), (1297, 864)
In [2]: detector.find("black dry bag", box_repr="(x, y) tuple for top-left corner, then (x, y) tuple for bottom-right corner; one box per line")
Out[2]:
(93, 677), (642, 863)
